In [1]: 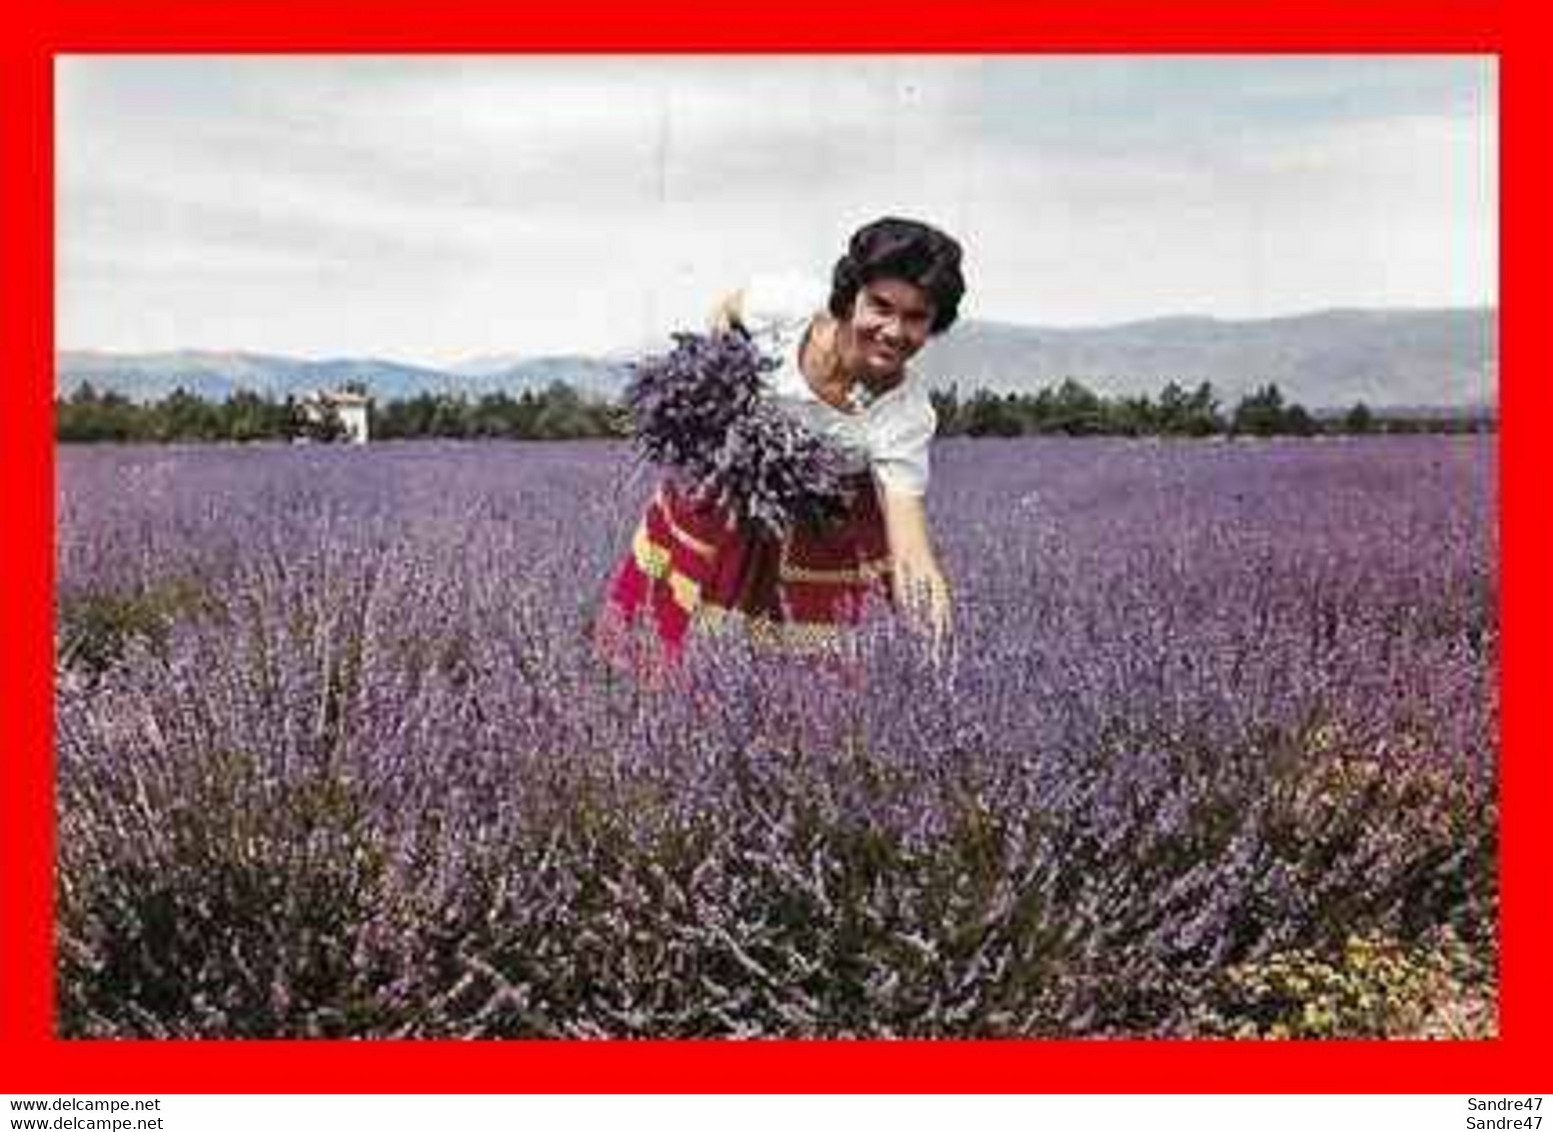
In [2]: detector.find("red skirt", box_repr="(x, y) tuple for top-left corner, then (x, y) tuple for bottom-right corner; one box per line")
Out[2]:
(596, 475), (892, 663)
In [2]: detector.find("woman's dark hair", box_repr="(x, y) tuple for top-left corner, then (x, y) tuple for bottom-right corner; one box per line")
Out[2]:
(828, 216), (965, 334)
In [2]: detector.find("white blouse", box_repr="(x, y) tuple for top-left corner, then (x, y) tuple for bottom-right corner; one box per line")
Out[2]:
(737, 271), (938, 497)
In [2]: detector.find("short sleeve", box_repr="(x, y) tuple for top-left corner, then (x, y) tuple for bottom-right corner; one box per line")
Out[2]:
(870, 392), (938, 497)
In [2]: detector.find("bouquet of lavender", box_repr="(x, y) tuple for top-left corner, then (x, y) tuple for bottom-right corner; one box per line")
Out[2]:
(624, 330), (857, 538)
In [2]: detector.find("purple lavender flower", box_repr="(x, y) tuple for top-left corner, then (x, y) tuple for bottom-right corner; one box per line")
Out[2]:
(54, 436), (1499, 1038)
(624, 330), (855, 536)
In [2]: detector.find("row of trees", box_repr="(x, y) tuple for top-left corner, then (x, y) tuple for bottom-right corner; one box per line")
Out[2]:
(932, 380), (1493, 437)
(55, 383), (624, 444)
(56, 378), (1493, 444)
(374, 386), (620, 440)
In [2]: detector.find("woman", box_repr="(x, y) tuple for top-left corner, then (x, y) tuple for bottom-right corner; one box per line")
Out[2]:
(599, 215), (964, 662)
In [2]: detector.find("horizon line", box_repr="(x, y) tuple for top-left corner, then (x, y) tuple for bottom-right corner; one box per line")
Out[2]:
(57, 300), (1499, 371)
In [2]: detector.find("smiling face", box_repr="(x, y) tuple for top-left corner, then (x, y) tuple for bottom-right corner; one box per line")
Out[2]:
(839, 277), (935, 384)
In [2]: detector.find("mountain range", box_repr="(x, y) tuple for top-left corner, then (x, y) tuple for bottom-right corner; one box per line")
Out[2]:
(57, 306), (1497, 413)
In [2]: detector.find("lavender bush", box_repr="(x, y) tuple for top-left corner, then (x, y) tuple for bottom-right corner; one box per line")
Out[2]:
(624, 331), (856, 535)
(55, 436), (1498, 1037)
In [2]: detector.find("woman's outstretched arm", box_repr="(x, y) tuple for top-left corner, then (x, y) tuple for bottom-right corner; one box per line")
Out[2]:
(879, 487), (952, 639)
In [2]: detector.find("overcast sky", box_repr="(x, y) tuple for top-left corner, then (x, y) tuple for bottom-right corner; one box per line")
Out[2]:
(56, 55), (1497, 367)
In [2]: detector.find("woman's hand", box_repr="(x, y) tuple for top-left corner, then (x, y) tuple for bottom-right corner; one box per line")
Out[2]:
(894, 554), (952, 640)
(880, 488), (953, 643)
(708, 289), (746, 334)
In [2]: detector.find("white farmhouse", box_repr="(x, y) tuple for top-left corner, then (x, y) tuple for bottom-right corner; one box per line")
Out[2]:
(296, 389), (371, 444)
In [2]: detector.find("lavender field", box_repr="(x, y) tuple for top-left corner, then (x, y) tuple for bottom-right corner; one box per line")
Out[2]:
(55, 436), (1499, 1038)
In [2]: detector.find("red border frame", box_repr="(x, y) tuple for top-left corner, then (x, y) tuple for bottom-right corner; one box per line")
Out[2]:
(4, 0), (1544, 1093)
